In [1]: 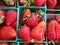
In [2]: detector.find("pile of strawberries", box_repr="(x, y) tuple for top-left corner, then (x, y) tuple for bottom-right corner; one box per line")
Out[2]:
(0, 10), (17, 40)
(19, 0), (60, 9)
(0, 42), (17, 45)
(18, 9), (46, 42)
(0, 0), (16, 6)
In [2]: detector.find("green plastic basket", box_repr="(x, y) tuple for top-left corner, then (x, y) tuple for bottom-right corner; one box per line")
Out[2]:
(0, 8), (18, 42)
(16, 6), (46, 42)
(18, 42), (48, 45)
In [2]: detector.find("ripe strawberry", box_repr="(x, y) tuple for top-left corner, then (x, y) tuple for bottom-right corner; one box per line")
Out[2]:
(32, 43), (44, 45)
(56, 16), (60, 22)
(9, 42), (17, 45)
(34, 0), (46, 6)
(23, 43), (29, 45)
(31, 21), (45, 40)
(6, 10), (17, 25)
(11, 22), (16, 29)
(0, 10), (5, 24)
(18, 25), (31, 42)
(47, 0), (57, 9)
(0, 26), (16, 40)
(0, 42), (8, 45)
(3, 0), (16, 6)
(21, 9), (31, 24)
(27, 14), (38, 27)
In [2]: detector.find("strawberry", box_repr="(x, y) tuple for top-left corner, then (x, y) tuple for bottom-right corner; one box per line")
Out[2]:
(18, 25), (31, 42)
(57, 0), (60, 5)
(34, 0), (46, 6)
(6, 10), (17, 25)
(9, 42), (17, 45)
(0, 42), (8, 45)
(31, 21), (46, 40)
(32, 43), (44, 45)
(47, 0), (57, 9)
(0, 26), (16, 40)
(11, 22), (16, 29)
(21, 9), (31, 24)
(56, 16), (60, 22)
(0, 10), (5, 24)
(23, 43), (29, 45)
(3, 0), (16, 6)
(27, 14), (38, 27)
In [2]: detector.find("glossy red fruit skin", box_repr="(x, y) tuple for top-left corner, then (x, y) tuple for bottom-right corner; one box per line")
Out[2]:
(18, 26), (31, 42)
(56, 16), (60, 22)
(0, 10), (5, 24)
(6, 10), (17, 25)
(55, 21), (60, 40)
(23, 43), (29, 45)
(0, 42), (8, 45)
(27, 14), (38, 27)
(47, 0), (57, 9)
(47, 21), (57, 40)
(32, 43), (44, 45)
(0, 26), (16, 40)
(34, 0), (46, 6)
(21, 9), (31, 24)
(11, 21), (16, 29)
(31, 21), (45, 40)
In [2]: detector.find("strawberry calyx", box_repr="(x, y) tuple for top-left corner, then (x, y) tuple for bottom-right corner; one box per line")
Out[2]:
(36, 10), (44, 17)
(4, 0), (14, 6)
(0, 15), (4, 24)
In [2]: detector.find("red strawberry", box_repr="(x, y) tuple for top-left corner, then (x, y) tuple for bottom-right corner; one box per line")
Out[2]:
(47, 0), (57, 9)
(0, 42), (8, 45)
(32, 43), (44, 45)
(47, 20), (57, 40)
(27, 14), (38, 27)
(0, 26), (16, 40)
(34, 0), (46, 6)
(23, 43), (29, 45)
(9, 42), (17, 45)
(0, 10), (5, 24)
(21, 9), (31, 24)
(56, 16), (60, 22)
(6, 10), (17, 25)
(3, 0), (16, 6)
(11, 22), (16, 29)
(18, 25), (31, 42)
(31, 21), (45, 40)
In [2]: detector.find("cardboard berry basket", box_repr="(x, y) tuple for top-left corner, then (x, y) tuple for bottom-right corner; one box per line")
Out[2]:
(16, 6), (46, 42)
(0, 0), (17, 8)
(17, 0), (46, 8)
(18, 42), (48, 45)
(0, 8), (18, 42)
